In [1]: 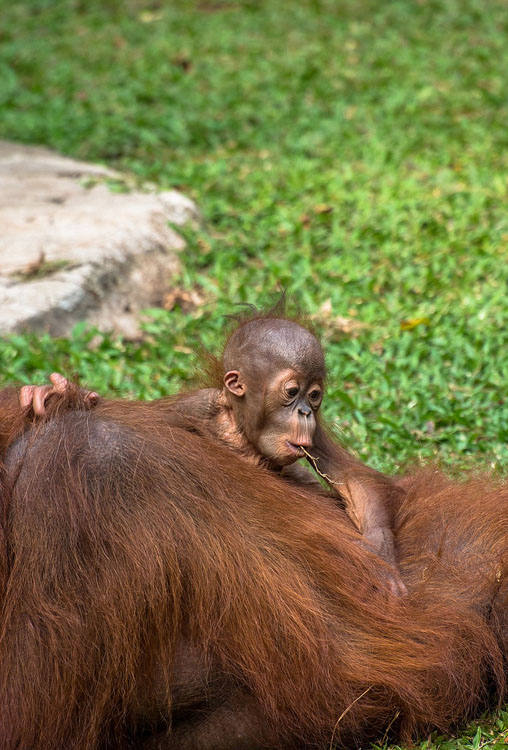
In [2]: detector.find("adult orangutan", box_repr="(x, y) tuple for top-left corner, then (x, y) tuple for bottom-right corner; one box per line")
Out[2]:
(19, 314), (405, 592)
(0, 368), (506, 747)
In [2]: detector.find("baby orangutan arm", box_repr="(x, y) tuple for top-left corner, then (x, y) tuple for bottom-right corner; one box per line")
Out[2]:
(281, 462), (328, 492)
(305, 421), (407, 595)
(18, 376), (221, 431)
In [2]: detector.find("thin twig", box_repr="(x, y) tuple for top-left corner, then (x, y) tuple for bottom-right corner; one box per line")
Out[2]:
(380, 708), (401, 747)
(329, 685), (373, 749)
(299, 446), (345, 488)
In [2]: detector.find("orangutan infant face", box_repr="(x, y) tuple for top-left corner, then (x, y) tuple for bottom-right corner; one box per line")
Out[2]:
(252, 368), (323, 465)
(222, 317), (326, 467)
(224, 363), (324, 467)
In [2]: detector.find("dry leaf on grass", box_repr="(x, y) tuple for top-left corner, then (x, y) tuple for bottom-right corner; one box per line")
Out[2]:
(329, 316), (368, 336)
(400, 317), (430, 331)
(163, 287), (205, 313)
(313, 203), (333, 214)
(312, 299), (368, 338)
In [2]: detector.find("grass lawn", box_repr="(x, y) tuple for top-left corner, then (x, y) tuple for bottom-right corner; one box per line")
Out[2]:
(1, 1), (508, 746)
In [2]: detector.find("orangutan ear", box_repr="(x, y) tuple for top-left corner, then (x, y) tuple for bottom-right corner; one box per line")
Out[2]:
(224, 371), (247, 397)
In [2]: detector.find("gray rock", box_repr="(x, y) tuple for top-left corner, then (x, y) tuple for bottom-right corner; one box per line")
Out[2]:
(0, 141), (199, 337)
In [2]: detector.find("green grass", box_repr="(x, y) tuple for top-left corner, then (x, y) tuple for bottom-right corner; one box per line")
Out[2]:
(1, 1), (508, 746)
(373, 708), (508, 749)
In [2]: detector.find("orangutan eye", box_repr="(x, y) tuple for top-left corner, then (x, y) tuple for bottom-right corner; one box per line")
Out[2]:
(309, 389), (321, 402)
(285, 386), (299, 398)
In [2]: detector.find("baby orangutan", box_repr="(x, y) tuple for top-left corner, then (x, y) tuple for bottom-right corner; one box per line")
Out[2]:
(20, 316), (406, 594)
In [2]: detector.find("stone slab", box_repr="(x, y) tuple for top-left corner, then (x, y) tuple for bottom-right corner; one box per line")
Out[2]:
(0, 141), (199, 337)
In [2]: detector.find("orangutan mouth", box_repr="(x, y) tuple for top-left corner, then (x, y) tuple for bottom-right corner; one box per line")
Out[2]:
(286, 441), (307, 457)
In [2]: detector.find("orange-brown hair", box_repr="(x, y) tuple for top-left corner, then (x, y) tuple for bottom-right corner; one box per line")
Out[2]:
(0, 392), (505, 748)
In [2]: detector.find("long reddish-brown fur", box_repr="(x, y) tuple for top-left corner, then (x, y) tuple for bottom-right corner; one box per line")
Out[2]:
(0, 390), (505, 749)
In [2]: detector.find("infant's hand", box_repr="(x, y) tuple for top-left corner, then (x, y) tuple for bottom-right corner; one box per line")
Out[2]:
(385, 568), (408, 597)
(363, 525), (408, 597)
(19, 373), (98, 415)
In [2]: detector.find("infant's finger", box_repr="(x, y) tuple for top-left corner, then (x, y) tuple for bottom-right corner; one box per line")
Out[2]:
(389, 574), (408, 597)
(33, 386), (53, 416)
(398, 580), (408, 596)
(86, 391), (99, 406)
(19, 385), (36, 409)
(49, 373), (69, 392)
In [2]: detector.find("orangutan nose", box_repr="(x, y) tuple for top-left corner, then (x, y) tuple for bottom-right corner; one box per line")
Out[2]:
(298, 405), (311, 417)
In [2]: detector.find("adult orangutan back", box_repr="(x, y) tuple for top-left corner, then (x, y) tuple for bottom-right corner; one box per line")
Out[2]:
(0, 400), (506, 749)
